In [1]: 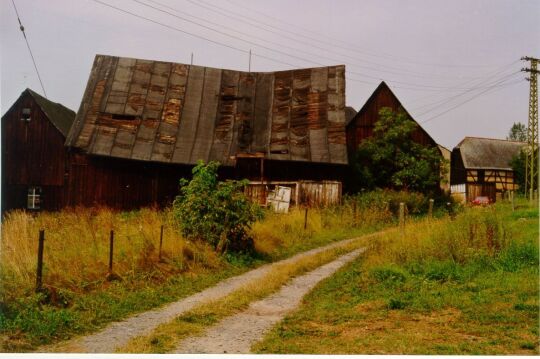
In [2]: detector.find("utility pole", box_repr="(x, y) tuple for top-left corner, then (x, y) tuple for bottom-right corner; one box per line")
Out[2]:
(248, 49), (252, 73)
(521, 56), (539, 201)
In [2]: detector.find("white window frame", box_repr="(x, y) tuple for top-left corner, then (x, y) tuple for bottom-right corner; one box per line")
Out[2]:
(27, 186), (41, 210)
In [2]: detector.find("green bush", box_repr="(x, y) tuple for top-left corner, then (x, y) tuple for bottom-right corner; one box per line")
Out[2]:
(172, 161), (263, 253)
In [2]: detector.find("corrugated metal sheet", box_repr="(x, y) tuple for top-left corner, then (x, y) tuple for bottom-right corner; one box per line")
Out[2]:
(67, 55), (348, 166)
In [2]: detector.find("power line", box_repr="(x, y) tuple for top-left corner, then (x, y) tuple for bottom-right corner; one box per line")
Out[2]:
(129, 0), (512, 91)
(10, 0), (47, 98)
(419, 78), (523, 125)
(194, 0), (502, 70)
(91, 0), (299, 69)
(413, 71), (521, 116)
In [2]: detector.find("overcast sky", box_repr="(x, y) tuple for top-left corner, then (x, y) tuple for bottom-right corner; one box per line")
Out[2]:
(1, 0), (539, 149)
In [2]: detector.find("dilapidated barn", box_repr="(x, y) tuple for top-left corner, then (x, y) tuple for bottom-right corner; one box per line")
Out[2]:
(450, 137), (525, 203)
(1, 89), (76, 212)
(2, 55), (349, 212)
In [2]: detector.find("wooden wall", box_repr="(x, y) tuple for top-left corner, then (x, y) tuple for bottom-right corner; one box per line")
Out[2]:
(1, 92), (68, 212)
(346, 82), (439, 157)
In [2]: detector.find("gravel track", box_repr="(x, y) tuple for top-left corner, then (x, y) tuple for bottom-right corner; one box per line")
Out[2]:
(173, 247), (365, 354)
(41, 232), (380, 353)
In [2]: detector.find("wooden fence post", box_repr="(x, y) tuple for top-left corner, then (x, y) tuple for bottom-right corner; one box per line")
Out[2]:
(108, 230), (114, 273)
(428, 199), (434, 218)
(511, 190), (515, 212)
(399, 202), (405, 233)
(304, 207), (309, 230)
(159, 225), (164, 261)
(353, 201), (357, 226)
(35, 229), (45, 293)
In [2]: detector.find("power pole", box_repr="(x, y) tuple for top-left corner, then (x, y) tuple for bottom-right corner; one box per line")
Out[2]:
(521, 56), (539, 201)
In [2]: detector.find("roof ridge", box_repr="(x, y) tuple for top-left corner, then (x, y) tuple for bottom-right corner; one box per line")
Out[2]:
(462, 135), (526, 144)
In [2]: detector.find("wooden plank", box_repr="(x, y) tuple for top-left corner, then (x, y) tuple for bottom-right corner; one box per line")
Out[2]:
(171, 65), (205, 164)
(269, 71), (292, 159)
(251, 72), (273, 154)
(210, 70), (239, 165)
(190, 67), (222, 163)
(234, 72), (256, 154)
(309, 128), (330, 162)
(74, 56), (115, 149)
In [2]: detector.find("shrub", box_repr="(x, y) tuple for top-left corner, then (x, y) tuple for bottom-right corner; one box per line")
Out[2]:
(172, 161), (263, 253)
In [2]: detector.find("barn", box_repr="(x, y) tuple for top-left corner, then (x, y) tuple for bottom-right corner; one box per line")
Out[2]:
(1, 89), (75, 212)
(2, 55), (349, 212)
(345, 81), (446, 190)
(450, 137), (524, 203)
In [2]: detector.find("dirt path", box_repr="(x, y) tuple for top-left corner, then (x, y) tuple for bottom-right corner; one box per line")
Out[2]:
(173, 247), (365, 354)
(43, 232), (381, 353)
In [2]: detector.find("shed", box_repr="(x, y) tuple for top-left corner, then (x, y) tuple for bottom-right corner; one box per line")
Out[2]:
(450, 137), (525, 202)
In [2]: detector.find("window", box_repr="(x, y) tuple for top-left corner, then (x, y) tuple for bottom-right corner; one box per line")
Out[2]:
(27, 187), (42, 210)
(21, 108), (31, 122)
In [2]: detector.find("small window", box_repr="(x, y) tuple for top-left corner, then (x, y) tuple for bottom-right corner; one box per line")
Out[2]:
(27, 187), (42, 210)
(111, 114), (138, 121)
(21, 108), (31, 122)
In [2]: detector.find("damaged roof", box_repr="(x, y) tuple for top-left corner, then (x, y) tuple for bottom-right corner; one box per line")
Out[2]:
(66, 55), (348, 166)
(455, 137), (525, 170)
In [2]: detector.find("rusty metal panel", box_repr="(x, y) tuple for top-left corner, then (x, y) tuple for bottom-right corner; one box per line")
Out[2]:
(190, 67), (222, 163)
(252, 72), (273, 154)
(69, 55), (348, 166)
(172, 65), (204, 164)
(210, 70), (239, 166)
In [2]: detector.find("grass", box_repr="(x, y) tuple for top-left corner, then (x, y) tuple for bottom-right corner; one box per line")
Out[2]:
(116, 234), (379, 353)
(0, 197), (393, 351)
(254, 198), (539, 355)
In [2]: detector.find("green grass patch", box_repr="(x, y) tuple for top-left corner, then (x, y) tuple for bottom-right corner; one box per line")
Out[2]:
(254, 202), (539, 355)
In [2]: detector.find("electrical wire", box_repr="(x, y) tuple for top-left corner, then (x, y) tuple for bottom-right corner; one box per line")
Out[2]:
(10, 0), (47, 98)
(193, 0), (502, 69)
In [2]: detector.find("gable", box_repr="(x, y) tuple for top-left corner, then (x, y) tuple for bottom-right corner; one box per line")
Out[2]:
(66, 55), (348, 166)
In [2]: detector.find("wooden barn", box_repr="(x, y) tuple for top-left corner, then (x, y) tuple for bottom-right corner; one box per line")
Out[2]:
(1, 89), (76, 212)
(346, 81), (441, 156)
(450, 137), (524, 203)
(345, 81), (446, 190)
(2, 55), (349, 212)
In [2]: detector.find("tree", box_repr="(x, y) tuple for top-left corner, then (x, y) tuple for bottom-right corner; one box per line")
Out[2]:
(351, 107), (446, 192)
(172, 161), (263, 253)
(510, 149), (526, 193)
(507, 122), (527, 142)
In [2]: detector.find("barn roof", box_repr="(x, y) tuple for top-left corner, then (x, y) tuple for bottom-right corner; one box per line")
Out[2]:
(455, 137), (525, 170)
(2, 89), (76, 137)
(345, 106), (357, 126)
(66, 55), (348, 166)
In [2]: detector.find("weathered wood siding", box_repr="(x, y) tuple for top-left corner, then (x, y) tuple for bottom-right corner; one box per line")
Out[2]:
(245, 180), (341, 207)
(346, 82), (439, 157)
(1, 92), (68, 212)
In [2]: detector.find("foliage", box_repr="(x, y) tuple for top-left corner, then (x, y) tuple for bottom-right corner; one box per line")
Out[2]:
(507, 122), (527, 142)
(351, 107), (447, 192)
(510, 149), (526, 193)
(173, 161), (263, 253)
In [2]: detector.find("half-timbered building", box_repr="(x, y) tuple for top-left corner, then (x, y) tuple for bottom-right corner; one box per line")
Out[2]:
(450, 137), (524, 202)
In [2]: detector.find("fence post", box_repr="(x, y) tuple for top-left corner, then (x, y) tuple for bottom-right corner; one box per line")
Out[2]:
(399, 202), (405, 233)
(108, 230), (114, 274)
(511, 190), (515, 212)
(35, 229), (45, 293)
(304, 207), (309, 230)
(353, 200), (357, 226)
(159, 225), (164, 261)
(428, 199), (434, 218)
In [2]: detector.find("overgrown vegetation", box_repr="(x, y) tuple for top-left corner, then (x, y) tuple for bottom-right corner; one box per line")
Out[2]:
(350, 107), (447, 193)
(1, 188), (414, 351)
(172, 161), (262, 253)
(255, 199), (539, 355)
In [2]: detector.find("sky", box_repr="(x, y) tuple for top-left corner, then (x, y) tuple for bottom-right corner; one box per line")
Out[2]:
(1, 0), (539, 149)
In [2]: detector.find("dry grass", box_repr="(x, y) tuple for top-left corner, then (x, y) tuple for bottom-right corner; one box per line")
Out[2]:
(0, 207), (219, 297)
